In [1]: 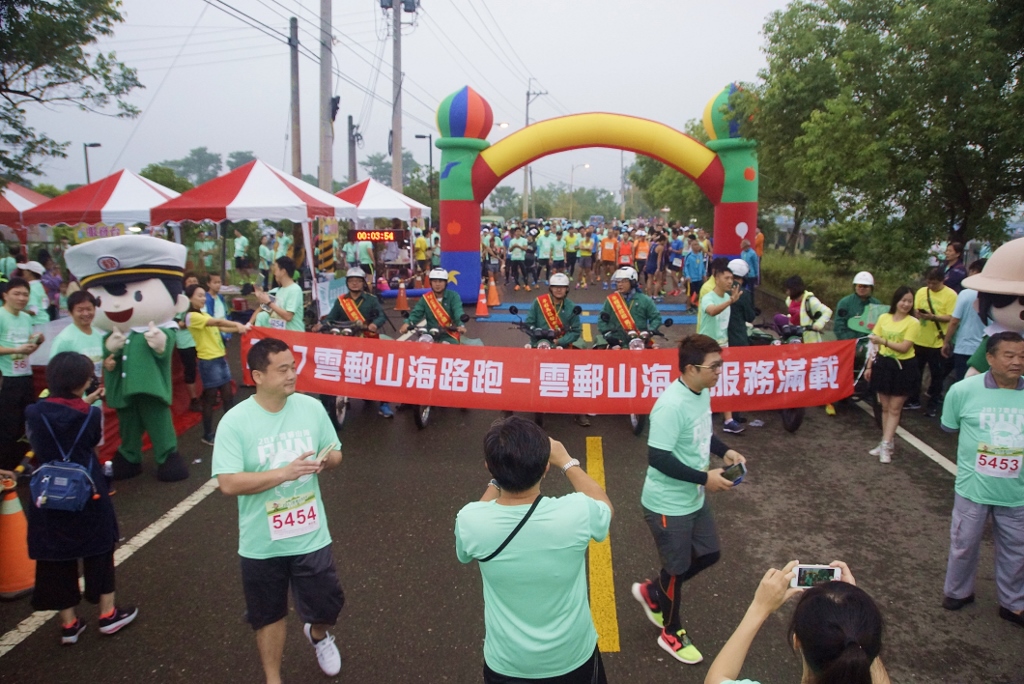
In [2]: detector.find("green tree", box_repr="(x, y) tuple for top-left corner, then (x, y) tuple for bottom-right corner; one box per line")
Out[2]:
(486, 185), (521, 219)
(226, 150), (256, 171)
(358, 150), (420, 187)
(140, 163), (194, 193)
(402, 167), (439, 223)
(32, 183), (63, 198)
(161, 147), (222, 185)
(0, 1), (142, 187)
(735, 0), (1024, 266)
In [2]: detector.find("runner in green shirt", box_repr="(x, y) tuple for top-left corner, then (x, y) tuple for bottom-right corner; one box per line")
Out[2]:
(940, 332), (1024, 625)
(274, 229), (293, 260)
(508, 227), (529, 291)
(0, 277), (42, 470)
(233, 229), (250, 278)
(212, 337), (345, 680)
(255, 257), (305, 332)
(49, 290), (106, 377)
(632, 334), (746, 666)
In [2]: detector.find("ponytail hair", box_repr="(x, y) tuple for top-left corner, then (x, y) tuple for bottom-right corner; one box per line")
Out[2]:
(789, 581), (883, 684)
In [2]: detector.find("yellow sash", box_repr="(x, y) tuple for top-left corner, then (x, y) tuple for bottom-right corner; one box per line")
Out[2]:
(608, 292), (638, 332)
(338, 295), (377, 338)
(424, 292), (459, 341)
(537, 294), (565, 336)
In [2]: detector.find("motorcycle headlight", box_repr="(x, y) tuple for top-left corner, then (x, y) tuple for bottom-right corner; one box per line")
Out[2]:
(628, 338), (646, 351)
(417, 333), (434, 344)
(771, 340), (782, 346)
(537, 340), (552, 350)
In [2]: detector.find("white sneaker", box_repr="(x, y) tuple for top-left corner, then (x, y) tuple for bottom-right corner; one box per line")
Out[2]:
(868, 442), (885, 457)
(879, 441), (893, 464)
(304, 623), (341, 676)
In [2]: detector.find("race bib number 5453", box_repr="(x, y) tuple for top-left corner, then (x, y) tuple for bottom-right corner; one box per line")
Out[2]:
(266, 492), (321, 540)
(976, 452), (1022, 479)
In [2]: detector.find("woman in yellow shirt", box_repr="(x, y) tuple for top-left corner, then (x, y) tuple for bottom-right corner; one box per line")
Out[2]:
(865, 286), (920, 463)
(185, 284), (250, 446)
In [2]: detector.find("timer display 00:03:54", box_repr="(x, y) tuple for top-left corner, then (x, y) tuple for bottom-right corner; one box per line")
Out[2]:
(355, 230), (396, 242)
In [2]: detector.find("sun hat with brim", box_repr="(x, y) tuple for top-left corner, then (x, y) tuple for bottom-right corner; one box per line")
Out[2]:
(16, 261), (45, 275)
(961, 237), (1024, 296)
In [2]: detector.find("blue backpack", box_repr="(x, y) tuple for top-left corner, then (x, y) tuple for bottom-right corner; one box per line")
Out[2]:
(29, 407), (99, 512)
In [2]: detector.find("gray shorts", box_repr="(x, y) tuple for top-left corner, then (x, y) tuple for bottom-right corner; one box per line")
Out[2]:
(240, 544), (345, 630)
(580, 256), (593, 269)
(643, 499), (720, 575)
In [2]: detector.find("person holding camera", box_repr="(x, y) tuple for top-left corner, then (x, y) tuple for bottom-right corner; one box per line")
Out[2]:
(631, 334), (747, 665)
(455, 417), (613, 683)
(26, 352), (137, 645)
(705, 560), (890, 684)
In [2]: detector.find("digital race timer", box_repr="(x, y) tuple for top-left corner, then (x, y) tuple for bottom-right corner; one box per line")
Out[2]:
(354, 229), (403, 242)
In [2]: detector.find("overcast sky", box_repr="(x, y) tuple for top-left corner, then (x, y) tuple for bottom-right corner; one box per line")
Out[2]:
(27, 0), (788, 199)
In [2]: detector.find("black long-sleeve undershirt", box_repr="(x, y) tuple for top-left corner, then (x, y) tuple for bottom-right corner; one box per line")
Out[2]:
(647, 435), (732, 485)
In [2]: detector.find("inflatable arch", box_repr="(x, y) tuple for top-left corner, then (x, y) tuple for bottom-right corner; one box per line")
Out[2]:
(435, 85), (758, 302)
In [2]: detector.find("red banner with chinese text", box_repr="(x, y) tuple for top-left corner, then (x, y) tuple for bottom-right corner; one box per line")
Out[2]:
(242, 330), (855, 414)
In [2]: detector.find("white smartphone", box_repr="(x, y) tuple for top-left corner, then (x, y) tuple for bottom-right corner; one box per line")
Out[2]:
(790, 564), (842, 588)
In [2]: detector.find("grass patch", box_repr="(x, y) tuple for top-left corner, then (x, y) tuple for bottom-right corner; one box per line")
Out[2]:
(760, 248), (922, 309)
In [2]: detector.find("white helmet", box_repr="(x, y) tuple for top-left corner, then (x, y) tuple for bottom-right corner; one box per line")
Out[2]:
(727, 258), (749, 278)
(611, 266), (639, 284)
(345, 267), (367, 280)
(549, 273), (571, 287)
(428, 268), (449, 281)
(853, 271), (875, 286)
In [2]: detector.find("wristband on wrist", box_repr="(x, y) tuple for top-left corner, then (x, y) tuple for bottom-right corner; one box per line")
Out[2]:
(561, 458), (581, 474)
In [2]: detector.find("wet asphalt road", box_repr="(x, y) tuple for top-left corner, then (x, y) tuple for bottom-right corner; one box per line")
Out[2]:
(1, 286), (1022, 684)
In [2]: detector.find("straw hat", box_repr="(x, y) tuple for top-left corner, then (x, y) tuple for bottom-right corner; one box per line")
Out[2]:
(961, 238), (1024, 296)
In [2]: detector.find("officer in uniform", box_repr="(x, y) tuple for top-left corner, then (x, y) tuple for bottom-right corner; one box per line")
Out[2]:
(598, 266), (662, 347)
(399, 268), (466, 344)
(316, 267), (394, 418)
(524, 273), (582, 348)
(64, 235), (191, 482)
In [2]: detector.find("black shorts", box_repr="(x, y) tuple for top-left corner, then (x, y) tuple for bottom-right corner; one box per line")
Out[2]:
(234, 256), (250, 269)
(32, 551), (115, 611)
(240, 544), (345, 630)
(870, 354), (921, 397)
(177, 346), (198, 384)
(552, 260), (565, 270)
(643, 499), (720, 576)
(635, 259), (646, 273)
(668, 264), (682, 273)
(484, 646), (606, 684)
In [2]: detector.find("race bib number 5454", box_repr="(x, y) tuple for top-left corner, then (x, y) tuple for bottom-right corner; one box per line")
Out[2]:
(976, 451), (1022, 479)
(266, 492), (320, 540)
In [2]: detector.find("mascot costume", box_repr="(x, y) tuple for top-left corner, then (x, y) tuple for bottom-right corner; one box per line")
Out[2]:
(65, 235), (191, 482)
(961, 237), (1024, 377)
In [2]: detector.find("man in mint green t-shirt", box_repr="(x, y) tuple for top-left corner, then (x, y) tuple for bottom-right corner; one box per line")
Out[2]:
(698, 267), (743, 434)
(49, 290), (105, 377)
(455, 417), (613, 681)
(940, 331), (1024, 626)
(212, 337), (344, 681)
(632, 334), (747, 666)
(0, 277), (42, 471)
(256, 257), (305, 332)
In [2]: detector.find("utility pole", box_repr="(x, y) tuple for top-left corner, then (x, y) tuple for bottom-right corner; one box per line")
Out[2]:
(521, 78), (546, 219)
(347, 115), (359, 185)
(529, 167), (535, 218)
(620, 150), (626, 220)
(289, 17), (302, 179)
(390, 5), (403, 191)
(317, 0), (333, 191)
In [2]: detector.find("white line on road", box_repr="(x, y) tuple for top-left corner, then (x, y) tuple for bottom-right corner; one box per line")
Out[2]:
(0, 477), (219, 658)
(854, 401), (958, 476)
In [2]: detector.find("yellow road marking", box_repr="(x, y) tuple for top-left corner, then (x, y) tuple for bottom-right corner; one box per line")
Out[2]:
(585, 436), (620, 652)
(582, 322), (593, 343)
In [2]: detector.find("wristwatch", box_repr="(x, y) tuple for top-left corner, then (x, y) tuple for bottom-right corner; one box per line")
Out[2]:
(488, 479), (501, 491)
(562, 458), (581, 474)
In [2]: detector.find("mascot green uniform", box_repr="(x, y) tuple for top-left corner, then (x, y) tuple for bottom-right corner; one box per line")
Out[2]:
(65, 235), (191, 482)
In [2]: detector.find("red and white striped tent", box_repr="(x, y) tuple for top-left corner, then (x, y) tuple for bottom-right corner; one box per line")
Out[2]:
(336, 177), (430, 223)
(151, 160), (357, 224)
(22, 169), (179, 228)
(0, 182), (50, 242)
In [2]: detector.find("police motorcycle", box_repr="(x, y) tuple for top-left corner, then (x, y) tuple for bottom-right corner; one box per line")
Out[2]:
(748, 315), (807, 433)
(314, 318), (363, 428)
(397, 268), (481, 430)
(594, 267), (674, 436)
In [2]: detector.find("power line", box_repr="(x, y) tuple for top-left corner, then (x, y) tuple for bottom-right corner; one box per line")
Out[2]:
(474, 0), (535, 83)
(462, 0), (529, 83)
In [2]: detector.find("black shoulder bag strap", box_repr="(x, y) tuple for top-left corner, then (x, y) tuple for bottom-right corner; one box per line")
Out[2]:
(479, 496), (543, 562)
(926, 289), (945, 340)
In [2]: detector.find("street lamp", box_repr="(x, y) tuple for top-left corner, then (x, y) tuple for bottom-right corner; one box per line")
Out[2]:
(414, 133), (433, 202)
(569, 163), (589, 221)
(83, 142), (101, 184)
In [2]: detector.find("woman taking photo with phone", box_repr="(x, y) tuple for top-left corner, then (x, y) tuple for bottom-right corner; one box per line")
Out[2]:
(705, 560), (890, 684)
(864, 286), (921, 463)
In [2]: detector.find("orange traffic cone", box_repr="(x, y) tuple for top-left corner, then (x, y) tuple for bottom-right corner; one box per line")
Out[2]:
(395, 281), (410, 312)
(487, 274), (501, 307)
(0, 481), (35, 600)
(475, 282), (490, 318)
